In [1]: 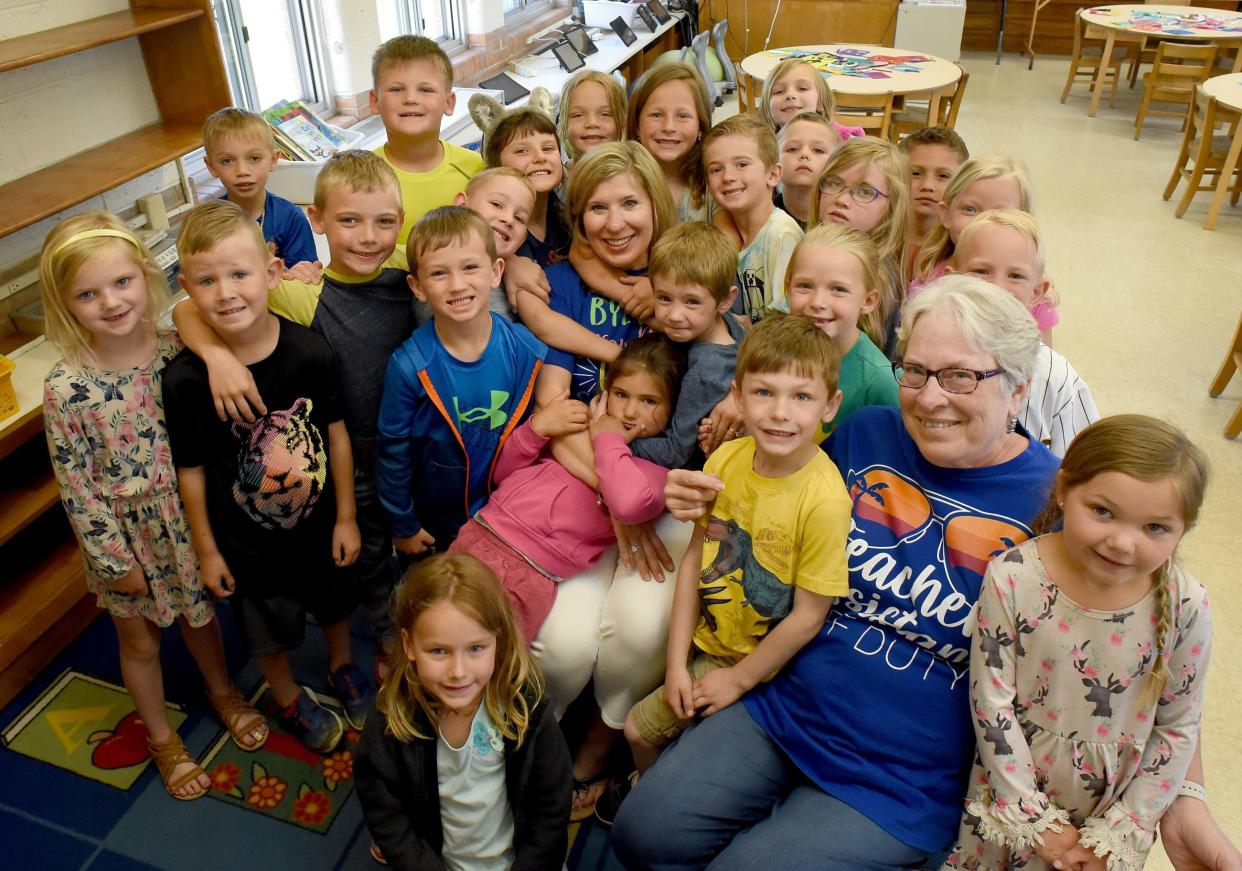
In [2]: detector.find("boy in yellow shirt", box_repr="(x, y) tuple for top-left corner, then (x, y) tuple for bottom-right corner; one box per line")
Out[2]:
(369, 35), (484, 263)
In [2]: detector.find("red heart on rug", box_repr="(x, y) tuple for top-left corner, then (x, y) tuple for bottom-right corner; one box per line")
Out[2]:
(88, 711), (150, 769)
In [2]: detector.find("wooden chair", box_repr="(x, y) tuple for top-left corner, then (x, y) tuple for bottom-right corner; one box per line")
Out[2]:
(1134, 41), (1217, 139)
(1209, 310), (1242, 438)
(1163, 86), (1242, 221)
(832, 92), (895, 140)
(1061, 9), (1135, 106)
(888, 67), (969, 143)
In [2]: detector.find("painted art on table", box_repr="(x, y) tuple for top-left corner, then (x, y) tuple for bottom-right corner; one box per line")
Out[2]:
(1087, 7), (1242, 35)
(767, 48), (935, 79)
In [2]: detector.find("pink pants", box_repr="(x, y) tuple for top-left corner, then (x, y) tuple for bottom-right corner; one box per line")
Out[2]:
(448, 520), (556, 644)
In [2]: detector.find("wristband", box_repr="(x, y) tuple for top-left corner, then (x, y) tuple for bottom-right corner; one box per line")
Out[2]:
(1178, 780), (1207, 804)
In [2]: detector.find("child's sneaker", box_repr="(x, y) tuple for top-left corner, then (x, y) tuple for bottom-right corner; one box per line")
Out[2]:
(280, 687), (345, 754)
(329, 662), (374, 729)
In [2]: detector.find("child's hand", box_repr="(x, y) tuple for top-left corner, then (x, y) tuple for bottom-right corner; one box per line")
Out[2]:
(664, 666), (695, 720)
(1052, 844), (1108, 871)
(333, 520), (361, 567)
(589, 413), (631, 441)
(1035, 823), (1081, 867)
(617, 274), (654, 322)
(204, 348), (266, 423)
(692, 666), (749, 716)
(199, 551), (236, 598)
(505, 256), (551, 307)
(395, 529), (436, 556)
(283, 260), (323, 284)
(112, 566), (149, 598)
(698, 393), (745, 455)
(531, 392), (590, 438)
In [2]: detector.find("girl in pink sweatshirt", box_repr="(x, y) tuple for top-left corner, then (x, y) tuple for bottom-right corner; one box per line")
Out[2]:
(448, 335), (685, 642)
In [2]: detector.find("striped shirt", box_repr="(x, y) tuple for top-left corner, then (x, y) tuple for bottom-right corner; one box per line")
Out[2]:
(1019, 343), (1099, 457)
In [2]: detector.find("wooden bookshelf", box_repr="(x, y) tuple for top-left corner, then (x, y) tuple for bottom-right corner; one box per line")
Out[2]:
(0, 0), (230, 700)
(0, 8), (203, 73)
(0, 120), (202, 238)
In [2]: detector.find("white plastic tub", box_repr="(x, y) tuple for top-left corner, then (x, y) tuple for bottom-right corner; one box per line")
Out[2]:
(584, 1), (640, 29)
(265, 124), (365, 205)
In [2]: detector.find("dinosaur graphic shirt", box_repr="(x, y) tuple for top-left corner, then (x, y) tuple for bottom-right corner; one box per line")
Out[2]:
(693, 437), (851, 661)
(164, 318), (342, 560)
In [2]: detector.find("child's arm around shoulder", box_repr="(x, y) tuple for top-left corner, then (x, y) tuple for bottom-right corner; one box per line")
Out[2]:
(171, 298), (266, 422)
(567, 239), (653, 321)
(511, 700), (573, 870)
(354, 713), (450, 871)
(375, 344), (435, 555)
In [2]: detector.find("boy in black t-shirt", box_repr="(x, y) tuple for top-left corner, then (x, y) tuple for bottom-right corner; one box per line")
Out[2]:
(164, 200), (370, 754)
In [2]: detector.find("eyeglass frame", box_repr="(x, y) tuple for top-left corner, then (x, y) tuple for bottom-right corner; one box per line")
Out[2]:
(890, 360), (1007, 395)
(817, 174), (889, 205)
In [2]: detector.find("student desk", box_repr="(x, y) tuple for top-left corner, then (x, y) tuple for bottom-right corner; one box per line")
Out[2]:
(1200, 72), (1242, 228)
(736, 45), (963, 121)
(1080, 5), (1242, 117)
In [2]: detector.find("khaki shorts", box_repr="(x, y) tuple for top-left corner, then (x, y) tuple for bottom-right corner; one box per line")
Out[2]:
(630, 651), (737, 746)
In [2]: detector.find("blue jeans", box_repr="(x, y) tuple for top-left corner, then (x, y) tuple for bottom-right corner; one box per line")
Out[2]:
(611, 704), (937, 871)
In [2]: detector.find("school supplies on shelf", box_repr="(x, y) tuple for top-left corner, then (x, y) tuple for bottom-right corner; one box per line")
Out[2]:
(261, 100), (348, 161)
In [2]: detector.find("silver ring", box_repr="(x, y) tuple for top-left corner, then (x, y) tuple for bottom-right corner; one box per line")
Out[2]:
(629, 545), (642, 553)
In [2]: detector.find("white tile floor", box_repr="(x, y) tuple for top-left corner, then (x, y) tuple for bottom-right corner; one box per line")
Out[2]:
(718, 50), (1242, 862)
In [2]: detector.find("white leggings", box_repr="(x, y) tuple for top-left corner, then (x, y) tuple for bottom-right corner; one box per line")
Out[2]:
(531, 514), (695, 728)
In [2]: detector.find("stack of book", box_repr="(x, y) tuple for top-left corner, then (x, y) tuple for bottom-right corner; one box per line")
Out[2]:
(262, 100), (349, 161)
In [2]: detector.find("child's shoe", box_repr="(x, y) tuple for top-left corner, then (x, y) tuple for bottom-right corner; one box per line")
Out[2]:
(280, 687), (345, 754)
(329, 662), (374, 729)
(594, 771), (639, 828)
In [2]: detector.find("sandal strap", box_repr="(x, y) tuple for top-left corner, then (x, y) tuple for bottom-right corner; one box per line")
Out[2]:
(209, 689), (268, 740)
(147, 734), (205, 793)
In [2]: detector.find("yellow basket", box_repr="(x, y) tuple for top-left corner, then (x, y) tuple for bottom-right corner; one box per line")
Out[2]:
(0, 355), (17, 422)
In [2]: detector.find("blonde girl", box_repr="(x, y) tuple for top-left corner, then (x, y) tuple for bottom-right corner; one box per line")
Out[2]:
(784, 225), (897, 437)
(357, 554), (571, 867)
(949, 415), (1211, 871)
(627, 62), (712, 221)
(559, 69), (626, 162)
(810, 137), (912, 353)
(910, 156), (1033, 291)
(776, 112), (841, 227)
(40, 211), (265, 801)
(758, 57), (864, 139)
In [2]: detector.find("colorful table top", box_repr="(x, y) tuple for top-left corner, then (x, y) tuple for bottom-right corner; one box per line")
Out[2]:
(739, 44), (962, 95)
(1202, 73), (1242, 112)
(1082, 5), (1242, 38)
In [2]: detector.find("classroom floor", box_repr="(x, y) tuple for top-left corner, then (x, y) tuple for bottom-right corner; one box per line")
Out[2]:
(0, 51), (1238, 869)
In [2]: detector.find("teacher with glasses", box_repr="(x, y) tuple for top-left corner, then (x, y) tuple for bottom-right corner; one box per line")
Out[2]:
(612, 276), (1058, 869)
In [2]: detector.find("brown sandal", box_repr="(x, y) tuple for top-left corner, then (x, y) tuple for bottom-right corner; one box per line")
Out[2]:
(147, 734), (208, 801)
(209, 688), (269, 751)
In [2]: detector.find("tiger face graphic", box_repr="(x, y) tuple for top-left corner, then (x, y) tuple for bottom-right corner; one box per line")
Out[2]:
(231, 398), (327, 529)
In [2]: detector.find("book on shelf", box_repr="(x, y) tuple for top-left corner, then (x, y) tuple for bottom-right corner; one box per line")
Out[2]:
(262, 100), (347, 162)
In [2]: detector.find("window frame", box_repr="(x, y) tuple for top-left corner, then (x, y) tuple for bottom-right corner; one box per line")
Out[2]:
(503, 0), (553, 22)
(395, 0), (467, 54)
(210, 0), (332, 114)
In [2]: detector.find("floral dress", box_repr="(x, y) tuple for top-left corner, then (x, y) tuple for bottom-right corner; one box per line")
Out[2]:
(945, 538), (1211, 871)
(43, 331), (211, 628)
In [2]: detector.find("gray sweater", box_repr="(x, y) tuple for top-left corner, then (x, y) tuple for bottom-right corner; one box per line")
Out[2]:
(633, 312), (745, 471)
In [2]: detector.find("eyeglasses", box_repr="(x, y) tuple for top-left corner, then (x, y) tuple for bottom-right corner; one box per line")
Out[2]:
(818, 175), (888, 205)
(891, 361), (1006, 395)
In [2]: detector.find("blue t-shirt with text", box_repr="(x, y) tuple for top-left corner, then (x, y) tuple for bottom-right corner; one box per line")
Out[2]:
(543, 260), (642, 403)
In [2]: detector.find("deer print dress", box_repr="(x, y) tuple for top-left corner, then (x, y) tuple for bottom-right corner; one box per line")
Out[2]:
(44, 331), (211, 628)
(945, 538), (1211, 871)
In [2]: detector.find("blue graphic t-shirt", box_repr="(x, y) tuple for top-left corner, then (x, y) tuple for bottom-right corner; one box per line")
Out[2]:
(744, 406), (1058, 853)
(543, 260), (642, 403)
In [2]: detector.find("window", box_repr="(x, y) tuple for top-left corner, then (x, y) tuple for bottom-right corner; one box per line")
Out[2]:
(211, 0), (330, 113)
(504, 0), (551, 17)
(385, 0), (466, 50)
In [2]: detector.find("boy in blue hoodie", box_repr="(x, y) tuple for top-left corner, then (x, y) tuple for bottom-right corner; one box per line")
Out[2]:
(376, 207), (545, 557)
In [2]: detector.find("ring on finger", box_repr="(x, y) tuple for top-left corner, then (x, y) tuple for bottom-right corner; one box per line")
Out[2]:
(629, 544), (642, 553)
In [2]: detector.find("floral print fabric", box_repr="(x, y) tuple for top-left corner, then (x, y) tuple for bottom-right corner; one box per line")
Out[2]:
(946, 538), (1211, 871)
(43, 331), (211, 628)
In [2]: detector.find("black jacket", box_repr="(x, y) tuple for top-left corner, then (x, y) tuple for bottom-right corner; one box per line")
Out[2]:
(355, 694), (572, 871)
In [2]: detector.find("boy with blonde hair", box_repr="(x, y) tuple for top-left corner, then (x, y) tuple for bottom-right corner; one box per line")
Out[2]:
(369, 35), (484, 255)
(376, 206), (545, 558)
(163, 201), (365, 754)
(623, 314), (851, 775)
(173, 150), (411, 681)
(202, 107), (317, 269)
(704, 114), (804, 323)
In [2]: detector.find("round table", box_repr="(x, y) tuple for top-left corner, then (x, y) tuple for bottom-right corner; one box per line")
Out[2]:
(1199, 73), (1242, 228)
(737, 44), (963, 122)
(1080, 5), (1242, 117)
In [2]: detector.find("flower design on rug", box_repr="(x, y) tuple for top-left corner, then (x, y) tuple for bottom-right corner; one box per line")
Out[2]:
(293, 785), (332, 826)
(322, 750), (353, 789)
(210, 762), (243, 797)
(247, 764), (288, 809)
